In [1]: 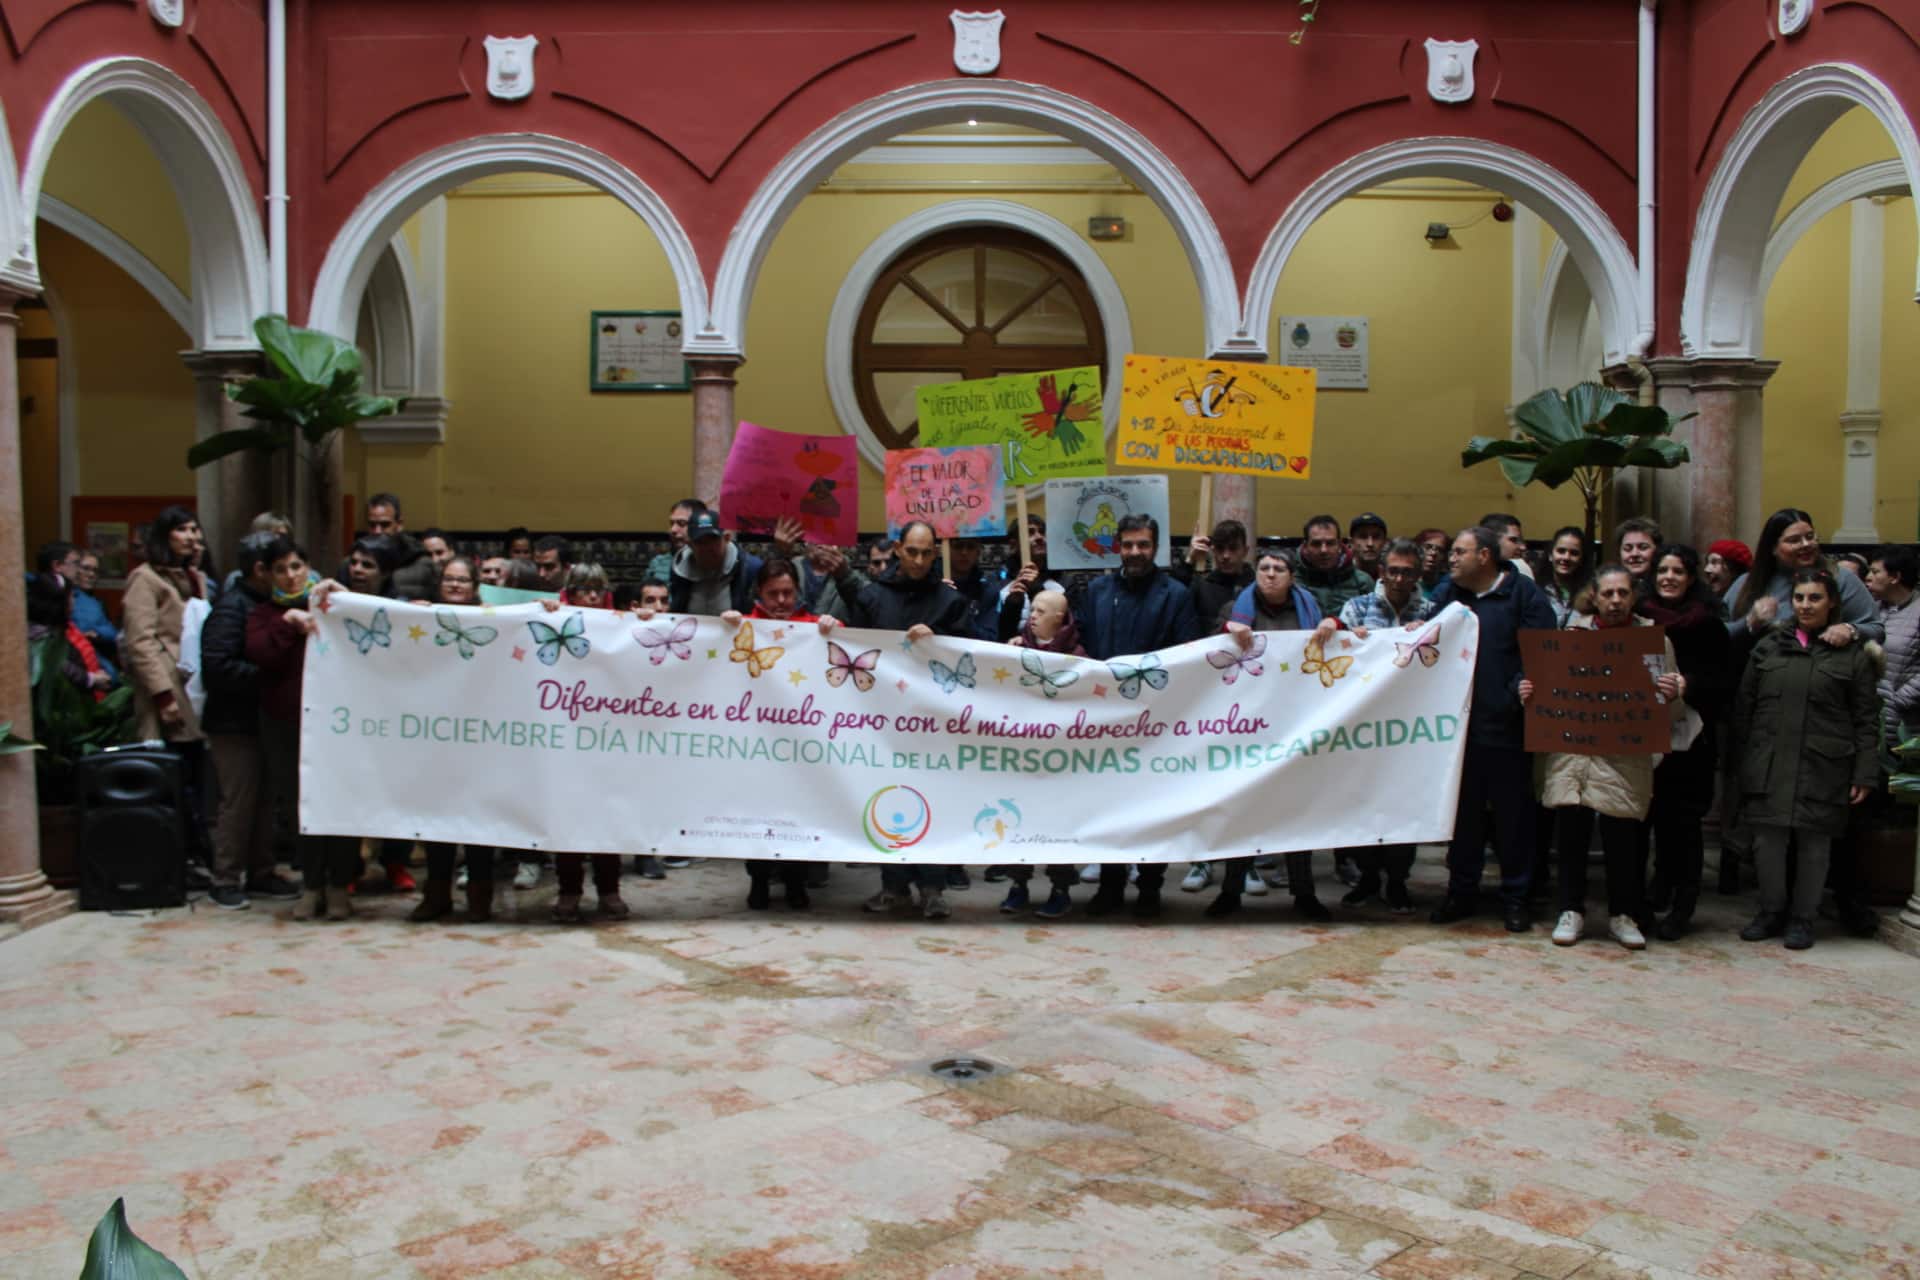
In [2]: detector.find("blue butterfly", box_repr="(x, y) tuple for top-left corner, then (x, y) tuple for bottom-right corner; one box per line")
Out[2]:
(435, 609), (498, 660)
(344, 608), (392, 656)
(1107, 653), (1169, 699)
(1019, 649), (1080, 699)
(527, 612), (591, 666)
(928, 652), (976, 694)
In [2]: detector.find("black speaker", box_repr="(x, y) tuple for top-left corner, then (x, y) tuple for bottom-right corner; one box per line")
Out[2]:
(74, 748), (188, 911)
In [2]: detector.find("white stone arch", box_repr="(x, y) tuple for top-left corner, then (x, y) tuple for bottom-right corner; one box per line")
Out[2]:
(1683, 63), (1920, 359)
(0, 95), (32, 292)
(1246, 137), (1641, 367)
(1536, 240), (1603, 390)
(1756, 157), (1909, 339)
(822, 199), (1136, 471)
(357, 239), (418, 400)
(700, 80), (1237, 360)
(37, 194), (193, 334)
(20, 57), (269, 350)
(306, 134), (707, 343)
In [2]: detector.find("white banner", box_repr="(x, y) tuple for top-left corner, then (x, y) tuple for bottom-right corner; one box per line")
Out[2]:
(299, 595), (1478, 864)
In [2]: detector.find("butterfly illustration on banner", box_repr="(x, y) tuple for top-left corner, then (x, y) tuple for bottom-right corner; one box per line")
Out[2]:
(344, 608), (392, 656)
(1107, 653), (1168, 699)
(527, 612), (591, 666)
(1393, 620), (1442, 670)
(825, 641), (880, 692)
(1206, 633), (1265, 685)
(434, 609), (498, 660)
(1301, 634), (1354, 688)
(928, 652), (976, 694)
(637, 616), (698, 665)
(730, 621), (784, 678)
(1019, 650), (1080, 699)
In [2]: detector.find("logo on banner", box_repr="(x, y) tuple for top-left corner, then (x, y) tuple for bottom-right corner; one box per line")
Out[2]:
(1066, 481), (1138, 562)
(972, 798), (1023, 851)
(863, 785), (933, 852)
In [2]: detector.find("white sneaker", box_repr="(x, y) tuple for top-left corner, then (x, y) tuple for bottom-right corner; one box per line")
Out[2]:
(454, 866), (469, 890)
(1255, 858), (1288, 889)
(1180, 863), (1212, 892)
(1079, 864), (1101, 883)
(511, 861), (540, 891)
(923, 889), (951, 920)
(1552, 910), (1583, 946)
(1609, 915), (1646, 950)
(1244, 870), (1269, 896)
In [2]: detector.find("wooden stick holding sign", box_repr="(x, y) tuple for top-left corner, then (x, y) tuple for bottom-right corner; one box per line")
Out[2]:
(1196, 474), (1213, 557)
(1016, 483), (1032, 570)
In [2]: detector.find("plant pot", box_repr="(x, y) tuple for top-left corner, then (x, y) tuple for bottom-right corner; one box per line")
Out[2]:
(37, 803), (79, 889)
(1852, 802), (1919, 906)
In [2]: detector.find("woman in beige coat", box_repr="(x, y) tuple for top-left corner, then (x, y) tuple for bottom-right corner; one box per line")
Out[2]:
(119, 505), (211, 743)
(1527, 565), (1684, 951)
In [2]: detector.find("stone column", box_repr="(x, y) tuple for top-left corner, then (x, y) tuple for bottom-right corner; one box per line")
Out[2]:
(1683, 358), (1778, 546)
(690, 356), (741, 508)
(1204, 353), (1257, 535)
(0, 286), (70, 926)
(1834, 196), (1885, 544)
(181, 349), (270, 569)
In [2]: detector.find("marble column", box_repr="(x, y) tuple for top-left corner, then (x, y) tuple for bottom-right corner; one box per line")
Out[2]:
(0, 286), (70, 926)
(1203, 353), (1257, 535)
(1834, 196), (1884, 544)
(181, 349), (270, 569)
(690, 356), (742, 508)
(1683, 358), (1778, 546)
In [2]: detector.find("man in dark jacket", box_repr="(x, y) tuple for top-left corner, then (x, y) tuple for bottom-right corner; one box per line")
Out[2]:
(1426, 525), (1558, 932)
(1298, 514), (1375, 617)
(1081, 514), (1198, 918)
(669, 511), (763, 615)
(203, 532), (300, 908)
(1171, 518), (1254, 632)
(944, 538), (1001, 641)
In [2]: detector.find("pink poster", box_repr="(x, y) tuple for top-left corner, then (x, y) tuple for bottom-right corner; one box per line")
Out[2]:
(883, 446), (1009, 539)
(717, 422), (860, 547)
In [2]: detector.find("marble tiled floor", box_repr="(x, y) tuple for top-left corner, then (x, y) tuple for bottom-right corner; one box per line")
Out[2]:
(3, 853), (1918, 1279)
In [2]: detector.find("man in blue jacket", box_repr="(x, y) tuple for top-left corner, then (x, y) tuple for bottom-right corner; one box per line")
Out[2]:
(1425, 525), (1558, 933)
(1080, 513), (1198, 918)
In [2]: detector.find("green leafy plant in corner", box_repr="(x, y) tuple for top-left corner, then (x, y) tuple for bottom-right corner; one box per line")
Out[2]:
(185, 315), (400, 470)
(0, 721), (40, 756)
(1461, 382), (1696, 547)
(28, 629), (133, 806)
(1892, 736), (1920, 805)
(78, 1198), (187, 1279)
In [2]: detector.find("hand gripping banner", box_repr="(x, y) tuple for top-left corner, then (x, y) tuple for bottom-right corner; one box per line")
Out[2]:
(299, 595), (1479, 864)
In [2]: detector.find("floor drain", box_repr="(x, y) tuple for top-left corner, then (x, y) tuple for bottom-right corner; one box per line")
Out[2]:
(930, 1057), (997, 1082)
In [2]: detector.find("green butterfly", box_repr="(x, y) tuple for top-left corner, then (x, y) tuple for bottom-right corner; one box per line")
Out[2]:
(527, 612), (591, 666)
(344, 608), (391, 656)
(1019, 649), (1080, 699)
(434, 609), (498, 660)
(1107, 652), (1169, 699)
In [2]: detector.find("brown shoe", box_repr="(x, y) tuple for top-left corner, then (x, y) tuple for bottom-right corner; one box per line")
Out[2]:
(466, 881), (493, 923)
(409, 879), (454, 923)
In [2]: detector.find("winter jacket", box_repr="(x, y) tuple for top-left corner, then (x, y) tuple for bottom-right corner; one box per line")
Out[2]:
(70, 588), (120, 677)
(846, 568), (974, 637)
(1640, 596), (1733, 803)
(1732, 624), (1883, 836)
(1080, 569), (1199, 660)
(119, 561), (208, 742)
(1725, 564), (1884, 646)
(1298, 556), (1374, 618)
(1225, 582), (1323, 632)
(1878, 595), (1920, 757)
(1426, 570), (1558, 750)
(244, 599), (310, 725)
(1339, 582), (1427, 631)
(813, 566), (868, 626)
(669, 544), (763, 616)
(948, 567), (1002, 642)
(1540, 615), (1675, 821)
(1171, 562), (1254, 636)
(200, 578), (269, 736)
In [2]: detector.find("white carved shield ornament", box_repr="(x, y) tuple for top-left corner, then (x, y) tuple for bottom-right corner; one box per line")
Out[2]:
(951, 10), (1005, 76)
(149, 0), (184, 27)
(484, 35), (539, 101)
(1424, 38), (1478, 104)
(1778, 0), (1810, 36)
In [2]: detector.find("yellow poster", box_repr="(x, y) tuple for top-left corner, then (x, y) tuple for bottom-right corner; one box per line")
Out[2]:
(1116, 355), (1317, 478)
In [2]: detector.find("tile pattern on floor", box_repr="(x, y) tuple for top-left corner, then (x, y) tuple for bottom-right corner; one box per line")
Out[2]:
(2, 853), (1917, 1278)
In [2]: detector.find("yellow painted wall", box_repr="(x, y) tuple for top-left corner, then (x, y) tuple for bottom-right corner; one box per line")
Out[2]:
(1879, 196), (1919, 541)
(18, 304), (60, 553)
(1759, 206), (1849, 525)
(40, 99), (191, 294)
(1775, 108), (1899, 224)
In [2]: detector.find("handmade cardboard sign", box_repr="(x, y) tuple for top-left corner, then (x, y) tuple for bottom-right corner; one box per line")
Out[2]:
(717, 422), (859, 546)
(1521, 626), (1670, 756)
(1044, 475), (1170, 570)
(884, 446), (1008, 539)
(915, 367), (1106, 484)
(1116, 355), (1317, 478)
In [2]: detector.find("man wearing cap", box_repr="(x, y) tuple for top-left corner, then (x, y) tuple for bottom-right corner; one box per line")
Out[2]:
(1347, 512), (1390, 584)
(1298, 514), (1375, 617)
(668, 510), (763, 616)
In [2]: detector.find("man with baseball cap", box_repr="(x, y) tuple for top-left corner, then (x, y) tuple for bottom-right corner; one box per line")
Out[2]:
(1348, 512), (1390, 582)
(668, 510), (763, 615)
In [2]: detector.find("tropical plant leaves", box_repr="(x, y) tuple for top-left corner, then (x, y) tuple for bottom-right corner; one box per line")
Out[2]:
(77, 1198), (188, 1280)
(1463, 382), (1692, 490)
(187, 314), (399, 469)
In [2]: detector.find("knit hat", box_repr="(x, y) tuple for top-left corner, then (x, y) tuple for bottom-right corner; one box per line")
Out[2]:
(1707, 539), (1752, 574)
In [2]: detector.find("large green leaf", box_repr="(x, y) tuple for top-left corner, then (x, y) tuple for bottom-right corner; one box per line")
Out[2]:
(1596, 400), (1698, 439)
(1615, 438), (1692, 469)
(194, 316), (397, 469)
(1510, 388), (1584, 448)
(185, 426), (289, 468)
(254, 314), (364, 387)
(77, 1198), (188, 1280)
(1496, 456), (1538, 488)
(0, 721), (41, 755)
(1460, 436), (1541, 466)
(1563, 382), (1625, 435)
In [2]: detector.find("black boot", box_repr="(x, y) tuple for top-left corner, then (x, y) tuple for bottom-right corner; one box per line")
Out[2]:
(747, 873), (771, 910)
(783, 869), (811, 910)
(1656, 886), (1697, 941)
(1717, 848), (1743, 895)
(1740, 909), (1785, 941)
(1204, 890), (1242, 919)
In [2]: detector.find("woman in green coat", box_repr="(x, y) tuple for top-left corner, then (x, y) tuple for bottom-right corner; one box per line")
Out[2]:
(1731, 567), (1882, 950)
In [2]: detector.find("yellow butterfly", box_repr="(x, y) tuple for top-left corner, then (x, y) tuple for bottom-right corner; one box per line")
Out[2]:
(730, 621), (785, 678)
(1301, 635), (1353, 688)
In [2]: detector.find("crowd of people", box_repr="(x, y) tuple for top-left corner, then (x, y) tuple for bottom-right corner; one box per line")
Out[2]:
(25, 492), (1917, 952)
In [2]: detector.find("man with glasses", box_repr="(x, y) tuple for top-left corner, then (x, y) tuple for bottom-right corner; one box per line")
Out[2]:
(68, 549), (120, 679)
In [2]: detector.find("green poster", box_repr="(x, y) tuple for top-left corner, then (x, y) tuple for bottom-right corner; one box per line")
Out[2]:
(915, 366), (1107, 483)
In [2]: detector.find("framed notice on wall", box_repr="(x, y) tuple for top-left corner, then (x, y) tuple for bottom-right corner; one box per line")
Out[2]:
(590, 310), (689, 392)
(1278, 315), (1369, 390)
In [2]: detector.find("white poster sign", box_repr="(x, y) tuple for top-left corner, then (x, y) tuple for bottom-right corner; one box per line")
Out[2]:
(299, 595), (1478, 864)
(1279, 315), (1369, 390)
(1044, 475), (1171, 571)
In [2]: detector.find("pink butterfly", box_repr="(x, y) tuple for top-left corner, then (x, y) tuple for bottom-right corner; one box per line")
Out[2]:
(635, 616), (697, 664)
(825, 640), (880, 692)
(1394, 622), (1441, 670)
(1206, 633), (1265, 685)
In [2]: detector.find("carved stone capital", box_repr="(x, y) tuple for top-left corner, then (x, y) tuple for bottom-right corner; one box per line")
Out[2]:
(358, 396), (451, 445)
(1838, 409), (1883, 436)
(180, 349), (266, 384)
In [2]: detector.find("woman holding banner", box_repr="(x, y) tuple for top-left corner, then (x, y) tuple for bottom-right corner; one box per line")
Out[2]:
(411, 556), (500, 924)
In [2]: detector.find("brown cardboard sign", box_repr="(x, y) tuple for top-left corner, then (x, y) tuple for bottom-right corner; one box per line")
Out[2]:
(1521, 626), (1669, 756)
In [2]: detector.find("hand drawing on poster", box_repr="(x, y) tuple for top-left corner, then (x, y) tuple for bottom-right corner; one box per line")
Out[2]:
(884, 446), (1008, 539)
(1117, 355), (1317, 478)
(718, 422), (861, 548)
(915, 366), (1106, 484)
(1044, 475), (1170, 570)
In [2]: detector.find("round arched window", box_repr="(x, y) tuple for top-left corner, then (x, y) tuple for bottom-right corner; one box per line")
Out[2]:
(852, 227), (1107, 451)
